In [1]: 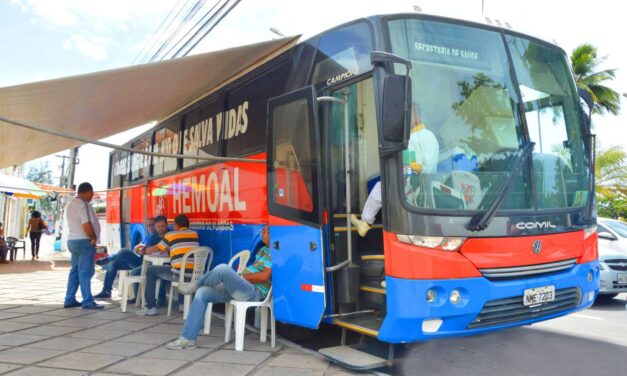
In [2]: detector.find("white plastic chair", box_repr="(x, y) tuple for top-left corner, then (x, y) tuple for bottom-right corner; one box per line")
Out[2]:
(167, 247), (213, 318)
(225, 287), (275, 351)
(203, 250), (251, 335)
(120, 263), (147, 313)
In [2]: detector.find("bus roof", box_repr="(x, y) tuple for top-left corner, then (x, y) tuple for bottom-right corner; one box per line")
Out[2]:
(0, 36), (298, 169)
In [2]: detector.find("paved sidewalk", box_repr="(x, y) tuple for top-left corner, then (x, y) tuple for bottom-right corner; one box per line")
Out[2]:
(0, 260), (356, 375)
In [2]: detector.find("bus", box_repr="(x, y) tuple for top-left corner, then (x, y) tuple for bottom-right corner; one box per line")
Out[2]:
(107, 12), (599, 369)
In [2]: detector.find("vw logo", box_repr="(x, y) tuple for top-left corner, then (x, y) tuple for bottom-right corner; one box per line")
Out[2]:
(532, 240), (542, 254)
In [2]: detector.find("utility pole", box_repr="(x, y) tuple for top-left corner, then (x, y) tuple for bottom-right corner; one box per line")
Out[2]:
(67, 147), (79, 190)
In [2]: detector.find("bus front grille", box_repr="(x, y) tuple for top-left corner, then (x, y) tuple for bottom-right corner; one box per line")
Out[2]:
(479, 259), (577, 280)
(467, 287), (581, 330)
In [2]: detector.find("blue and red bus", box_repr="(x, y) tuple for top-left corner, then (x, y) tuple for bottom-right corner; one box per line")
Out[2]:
(107, 12), (599, 368)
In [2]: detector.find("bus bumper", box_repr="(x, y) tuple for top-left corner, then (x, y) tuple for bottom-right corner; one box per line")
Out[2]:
(378, 260), (599, 343)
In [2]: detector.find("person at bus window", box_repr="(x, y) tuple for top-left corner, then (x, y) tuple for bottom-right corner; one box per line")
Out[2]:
(63, 182), (104, 309)
(93, 216), (168, 300)
(350, 104), (439, 236)
(25, 210), (48, 260)
(166, 225), (271, 350)
(136, 214), (199, 316)
(0, 222), (9, 264)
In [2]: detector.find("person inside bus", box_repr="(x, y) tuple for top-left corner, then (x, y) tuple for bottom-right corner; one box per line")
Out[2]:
(166, 225), (271, 350)
(93, 216), (168, 300)
(136, 214), (199, 316)
(350, 103), (439, 236)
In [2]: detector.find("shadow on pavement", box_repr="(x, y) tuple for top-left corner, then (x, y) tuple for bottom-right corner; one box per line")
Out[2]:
(388, 326), (627, 376)
(0, 260), (69, 274)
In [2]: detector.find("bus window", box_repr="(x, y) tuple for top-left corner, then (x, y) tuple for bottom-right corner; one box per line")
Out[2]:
(224, 60), (290, 157)
(109, 150), (129, 188)
(311, 22), (373, 88)
(182, 95), (222, 168)
(130, 134), (151, 182)
(270, 98), (316, 214)
(152, 119), (180, 176)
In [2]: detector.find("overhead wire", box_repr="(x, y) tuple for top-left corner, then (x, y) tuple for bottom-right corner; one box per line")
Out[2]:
(133, 0), (194, 64)
(147, 0), (210, 63)
(172, 0), (236, 58)
(159, 0), (225, 60)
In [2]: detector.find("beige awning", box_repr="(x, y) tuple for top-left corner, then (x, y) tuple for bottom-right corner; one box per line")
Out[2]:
(0, 36), (299, 169)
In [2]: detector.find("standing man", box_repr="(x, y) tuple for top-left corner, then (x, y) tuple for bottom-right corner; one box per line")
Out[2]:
(136, 214), (199, 316)
(167, 225), (271, 350)
(94, 216), (168, 299)
(64, 182), (104, 309)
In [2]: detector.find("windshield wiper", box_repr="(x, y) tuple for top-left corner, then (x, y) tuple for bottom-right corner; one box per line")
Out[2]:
(468, 142), (535, 232)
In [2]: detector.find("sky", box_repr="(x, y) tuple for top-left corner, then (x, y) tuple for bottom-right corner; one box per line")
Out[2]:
(1, 0), (626, 190)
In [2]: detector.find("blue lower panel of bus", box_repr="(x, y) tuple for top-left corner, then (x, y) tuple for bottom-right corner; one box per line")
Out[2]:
(378, 260), (599, 343)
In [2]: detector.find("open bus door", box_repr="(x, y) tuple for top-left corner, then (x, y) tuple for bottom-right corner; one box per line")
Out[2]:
(267, 86), (326, 329)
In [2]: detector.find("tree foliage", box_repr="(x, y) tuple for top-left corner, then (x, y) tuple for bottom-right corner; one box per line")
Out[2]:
(26, 162), (53, 184)
(595, 146), (627, 219)
(571, 43), (621, 116)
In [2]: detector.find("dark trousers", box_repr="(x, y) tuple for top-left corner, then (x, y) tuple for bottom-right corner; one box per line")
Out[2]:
(29, 232), (42, 257)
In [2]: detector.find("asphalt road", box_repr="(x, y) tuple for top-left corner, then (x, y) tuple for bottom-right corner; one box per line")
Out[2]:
(388, 293), (627, 376)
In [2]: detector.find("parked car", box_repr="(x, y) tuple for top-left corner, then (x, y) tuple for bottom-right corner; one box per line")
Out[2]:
(597, 218), (627, 298)
(597, 217), (627, 253)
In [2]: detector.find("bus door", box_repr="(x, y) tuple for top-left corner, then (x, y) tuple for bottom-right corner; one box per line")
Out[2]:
(267, 86), (326, 329)
(120, 189), (132, 249)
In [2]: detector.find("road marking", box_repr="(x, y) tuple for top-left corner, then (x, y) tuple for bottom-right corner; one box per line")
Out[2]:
(571, 314), (604, 321)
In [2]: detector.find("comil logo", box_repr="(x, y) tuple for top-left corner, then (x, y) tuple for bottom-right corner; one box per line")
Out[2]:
(515, 221), (557, 230)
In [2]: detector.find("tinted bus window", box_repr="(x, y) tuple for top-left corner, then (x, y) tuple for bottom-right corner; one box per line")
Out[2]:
(110, 150), (130, 188)
(152, 119), (180, 176)
(130, 134), (152, 182)
(224, 60), (290, 157)
(311, 22), (373, 88)
(182, 95), (223, 168)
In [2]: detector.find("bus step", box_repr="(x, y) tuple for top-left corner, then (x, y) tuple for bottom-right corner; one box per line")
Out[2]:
(359, 284), (386, 295)
(334, 314), (382, 337)
(319, 345), (387, 370)
(361, 254), (384, 261)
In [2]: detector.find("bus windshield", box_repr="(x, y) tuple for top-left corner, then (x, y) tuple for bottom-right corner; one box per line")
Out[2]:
(387, 18), (590, 212)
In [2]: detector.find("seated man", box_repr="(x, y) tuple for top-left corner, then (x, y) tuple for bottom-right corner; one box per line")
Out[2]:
(94, 216), (168, 299)
(166, 225), (271, 350)
(0, 222), (9, 264)
(136, 214), (199, 316)
(351, 103), (439, 236)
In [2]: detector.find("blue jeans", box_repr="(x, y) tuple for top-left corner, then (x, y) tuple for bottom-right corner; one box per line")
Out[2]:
(145, 265), (174, 309)
(65, 239), (96, 307)
(103, 249), (143, 292)
(181, 264), (261, 341)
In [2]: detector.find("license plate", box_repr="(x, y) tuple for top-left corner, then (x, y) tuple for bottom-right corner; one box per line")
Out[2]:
(618, 274), (627, 284)
(523, 285), (555, 306)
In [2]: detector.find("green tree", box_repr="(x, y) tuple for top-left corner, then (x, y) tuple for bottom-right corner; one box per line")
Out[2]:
(26, 162), (53, 184)
(26, 162), (54, 214)
(595, 146), (627, 219)
(571, 43), (621, 116)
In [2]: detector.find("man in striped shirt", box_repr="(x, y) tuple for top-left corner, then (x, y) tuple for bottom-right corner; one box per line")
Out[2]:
(136, 214), (199, 316)
(167, 225), (271, 350)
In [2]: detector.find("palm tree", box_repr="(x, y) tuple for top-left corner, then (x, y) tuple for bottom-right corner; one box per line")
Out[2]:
(571, 43), (621, 116)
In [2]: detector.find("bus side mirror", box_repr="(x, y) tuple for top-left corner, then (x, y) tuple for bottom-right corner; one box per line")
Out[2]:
(381, 74), (412, 151)
(598, 231), (617, 241)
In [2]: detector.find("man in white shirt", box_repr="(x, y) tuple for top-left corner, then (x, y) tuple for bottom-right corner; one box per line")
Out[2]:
(63, 182), (104, 309)
(351, 104), (439, 236)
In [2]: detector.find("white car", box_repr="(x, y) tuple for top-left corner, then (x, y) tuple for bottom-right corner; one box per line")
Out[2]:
(597, 218), (627, 297)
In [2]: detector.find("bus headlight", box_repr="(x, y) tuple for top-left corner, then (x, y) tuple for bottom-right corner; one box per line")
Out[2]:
(450, 289), (462, 304)
(397, 234), (466, 251)
(583, 225), (597, 239)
